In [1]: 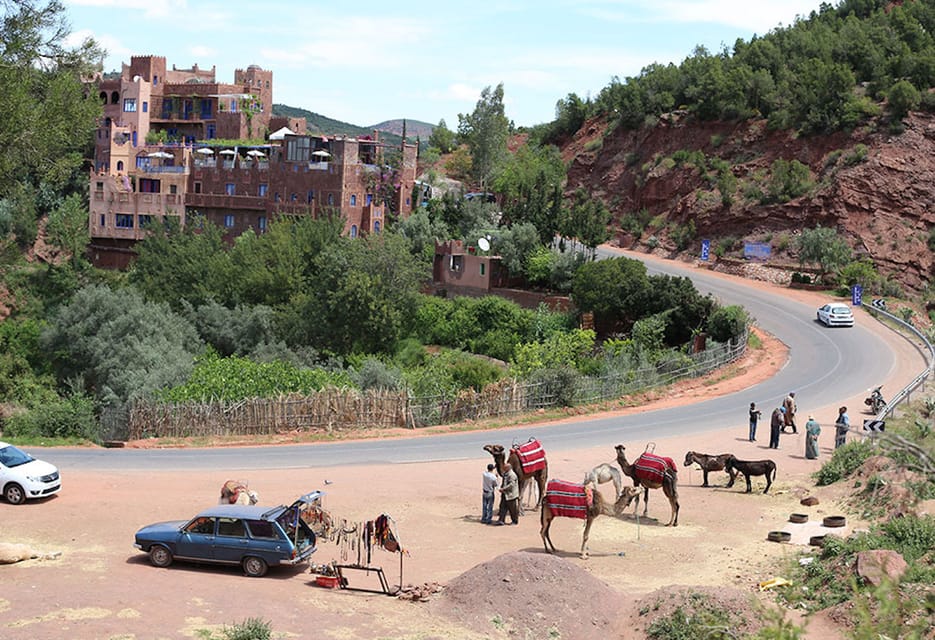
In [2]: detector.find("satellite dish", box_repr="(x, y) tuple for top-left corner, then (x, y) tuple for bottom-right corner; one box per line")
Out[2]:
(477, 237), (490, 252)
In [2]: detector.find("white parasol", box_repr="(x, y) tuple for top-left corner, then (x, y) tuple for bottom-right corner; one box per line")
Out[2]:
(218, 149), (237, 156)
(147, 151), (173, 158)
(246, 149), (266, 157)
(194, 147), (215, 155)
(311, 150), (331, 158)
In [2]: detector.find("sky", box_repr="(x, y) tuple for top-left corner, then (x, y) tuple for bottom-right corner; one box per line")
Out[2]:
(63, 0), (821, 129)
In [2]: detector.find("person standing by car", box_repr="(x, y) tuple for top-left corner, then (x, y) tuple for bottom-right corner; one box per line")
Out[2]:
(481, 463), (498, 524)
(494, 462), (520, 525)
(805, 415), (821, 459)
(835, 406), (850, 448)
(769, 406), (784, 449)
(782, 392), (797, 433)
(748, 402), (762, 442)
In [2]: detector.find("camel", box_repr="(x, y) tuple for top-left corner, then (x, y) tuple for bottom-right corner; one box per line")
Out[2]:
(540, 480), (641, 558)
(483, 443), (548, 513)
(219, 480), (258, 505)
(614, 444), (680, 526)
(583, 462), (623, 499)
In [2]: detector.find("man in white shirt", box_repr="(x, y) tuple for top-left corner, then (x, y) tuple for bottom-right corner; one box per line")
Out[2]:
(481, 463), (498, 524)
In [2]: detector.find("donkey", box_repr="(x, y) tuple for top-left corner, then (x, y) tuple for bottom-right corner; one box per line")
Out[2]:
(683, 451), (738, 488)
(583, 463), (623, 499)
(724, 456), (777, 494)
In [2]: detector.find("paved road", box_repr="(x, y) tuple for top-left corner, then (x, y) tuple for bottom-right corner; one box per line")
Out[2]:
(44, 256), (892, 471)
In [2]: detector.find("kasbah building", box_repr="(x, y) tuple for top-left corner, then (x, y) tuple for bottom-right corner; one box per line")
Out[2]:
(89, 55), (419, 269)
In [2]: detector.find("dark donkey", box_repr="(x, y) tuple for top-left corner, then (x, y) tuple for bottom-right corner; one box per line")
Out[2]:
(683, 451), (738, 487)
(724, 455), (777, 494)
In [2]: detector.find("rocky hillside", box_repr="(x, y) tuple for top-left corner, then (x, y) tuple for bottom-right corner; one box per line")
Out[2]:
(563, 111), (935, 295)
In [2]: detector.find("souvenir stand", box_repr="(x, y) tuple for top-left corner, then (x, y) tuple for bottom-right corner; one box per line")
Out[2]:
(331, 514), (405, 595)
(305, 505), (405, 596)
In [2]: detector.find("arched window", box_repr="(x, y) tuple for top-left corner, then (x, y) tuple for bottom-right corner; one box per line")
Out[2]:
(99, 91), (107, 104)
(373, 221), (381, 234)
(350, 224), (358, 238)
(110, 91), (119, 104)
(116, 161), (124, 171)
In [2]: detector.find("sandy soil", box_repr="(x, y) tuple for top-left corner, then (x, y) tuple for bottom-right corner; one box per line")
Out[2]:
(0, 266), (927, 640)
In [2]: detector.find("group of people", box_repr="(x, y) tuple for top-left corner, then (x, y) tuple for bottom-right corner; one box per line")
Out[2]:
(481, 463), (520, 526)
(747, 392), (851, 460)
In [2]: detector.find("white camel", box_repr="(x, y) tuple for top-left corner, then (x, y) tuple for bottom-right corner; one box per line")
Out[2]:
(583, 463), (623, 499)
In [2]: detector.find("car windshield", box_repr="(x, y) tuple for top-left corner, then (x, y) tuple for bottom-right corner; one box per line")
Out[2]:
(0, 445), (34, 468)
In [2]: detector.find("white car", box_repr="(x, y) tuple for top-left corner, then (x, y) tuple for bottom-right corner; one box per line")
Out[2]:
(0, 441), (61, 504)
(817, 302), (855, 327)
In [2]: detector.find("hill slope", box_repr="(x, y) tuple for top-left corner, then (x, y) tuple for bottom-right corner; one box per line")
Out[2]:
(562, 111), (935, 295)
(272, 104), (429, 147)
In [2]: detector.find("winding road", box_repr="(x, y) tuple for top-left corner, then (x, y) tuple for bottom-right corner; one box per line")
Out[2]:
(45, 253), (897, 472)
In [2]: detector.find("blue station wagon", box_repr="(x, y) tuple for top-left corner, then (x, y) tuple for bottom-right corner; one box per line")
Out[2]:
(134, 492), (322, 577)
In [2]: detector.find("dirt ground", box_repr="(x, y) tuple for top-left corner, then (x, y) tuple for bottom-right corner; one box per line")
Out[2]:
(0, 271), (927, 640)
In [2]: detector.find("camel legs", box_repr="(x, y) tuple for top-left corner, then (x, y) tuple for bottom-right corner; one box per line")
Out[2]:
(663, 479), (680, 527)
(580, 518), (594, 559)
(540, 508), (557, 554)
(641, 487), (650, 517)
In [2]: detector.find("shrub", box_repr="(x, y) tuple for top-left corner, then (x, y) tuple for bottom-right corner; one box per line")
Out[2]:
(814, 440), (874, 485)
(583, 138), (603, 153)
(843, 144), (869, 167)
(525, 366), (582, 407)
(353, 358), (402, 391)
(217, 617), (272, 640)
(669, 220), (696, 251)
(705, 305), (749, 342)
(3, 394), (98, 441)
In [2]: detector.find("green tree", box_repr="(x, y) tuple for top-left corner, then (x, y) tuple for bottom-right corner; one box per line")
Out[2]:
(458, 84), (509, 189)
(705, 305), (749, 342)
(492, 222), (540, 276)
(564, 188), (612, 257)
(129, 217), (234, 309)
(428, 119), (456, 154)
(886, 79), (921, 119)
(45, 194), (90, 269)
(572, 257), (650, 333)
(397, 211), (449, 262)
(494, 143), (566, 245)
(795, 225), (853, 282)
(766, 158), (812, 203)
(41, 284), (203, 408)
(0, 0), (102, 195)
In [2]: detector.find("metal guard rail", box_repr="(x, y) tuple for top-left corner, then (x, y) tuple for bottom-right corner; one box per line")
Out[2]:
(864, 305), (935, 421)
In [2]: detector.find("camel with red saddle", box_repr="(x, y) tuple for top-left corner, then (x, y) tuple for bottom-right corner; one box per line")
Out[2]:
(483, 439), (548, 513)
(615, 444), (680, 526)
(539, 479), (640, 558)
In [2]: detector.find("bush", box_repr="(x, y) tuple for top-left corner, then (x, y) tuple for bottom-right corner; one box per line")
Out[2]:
(3, 394), (98, 441)
(525, 367), (582, 407)
(705, 305), (749, 342)
(814, 440), (874, 485)
(353, 358), (402, 391)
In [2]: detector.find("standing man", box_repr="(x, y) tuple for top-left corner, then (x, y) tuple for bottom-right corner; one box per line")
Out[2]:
(481, 463), (498, 524)
(495, 462), (520, 525)
(805, 414), (821, 459)
(769, 405), (784, 449)
(835, 406), (850, 448)
(748, 402), (762, 442)
(782, 392), (798, 433)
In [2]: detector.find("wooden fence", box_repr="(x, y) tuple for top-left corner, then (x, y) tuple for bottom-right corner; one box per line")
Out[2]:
(123, 333), (747, 440)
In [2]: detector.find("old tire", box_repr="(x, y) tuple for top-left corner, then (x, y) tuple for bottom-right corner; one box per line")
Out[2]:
(809, 535), (826, 547)
(243, 556), (268, 577)
(767, 531), (791, 543)
(3, 483), (26, 505)
(789, 513), (809, 524)
(823, 515), (846, 528)
(149, 545), (173, 568)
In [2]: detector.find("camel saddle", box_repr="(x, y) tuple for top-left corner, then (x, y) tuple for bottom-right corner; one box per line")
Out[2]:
(634, 452), (677, 485)
(544, 480), (592, 519)
(511, 438), (546, 474)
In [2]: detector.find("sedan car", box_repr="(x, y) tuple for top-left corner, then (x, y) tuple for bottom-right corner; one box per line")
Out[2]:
(134, 492), (322, 577)
(817, 302), (854, 327)
(0, 441), (62, 504)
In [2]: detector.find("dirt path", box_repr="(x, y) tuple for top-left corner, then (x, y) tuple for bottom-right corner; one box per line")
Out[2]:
(0, 270), (927, 640)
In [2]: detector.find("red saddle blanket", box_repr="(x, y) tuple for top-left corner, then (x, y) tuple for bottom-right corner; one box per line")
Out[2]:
(512, 439), (546, 474)
(544, 480), (592, 519)
(634, 452), (677, 485)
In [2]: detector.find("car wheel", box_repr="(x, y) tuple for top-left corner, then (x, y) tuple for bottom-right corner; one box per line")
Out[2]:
(3, 483), (26, 505)
(242, 556), (268, 577)
(149, 545), (173, 568)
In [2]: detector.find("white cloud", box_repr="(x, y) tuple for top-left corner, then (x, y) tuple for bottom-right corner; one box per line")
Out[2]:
(67, 0), (189, 19)
(575, 0), (817, 33)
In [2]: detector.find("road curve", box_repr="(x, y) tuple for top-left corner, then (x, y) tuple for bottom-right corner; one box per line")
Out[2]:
(44, 254), (895, 471)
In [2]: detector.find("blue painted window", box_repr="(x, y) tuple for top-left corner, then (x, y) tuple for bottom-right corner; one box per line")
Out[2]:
(225, 183), (235, 196)
(350, 194), (357, 206)
(258, 216), (267, 231)
(224, 215), (235, 228)
(258, 184), (268, 197)
(142, 101), (148, 113)
(350, 225), (358, 238)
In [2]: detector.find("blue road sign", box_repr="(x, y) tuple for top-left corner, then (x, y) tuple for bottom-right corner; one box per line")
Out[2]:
(852, 284), (863, 306)
(700, 239), (710, 261)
